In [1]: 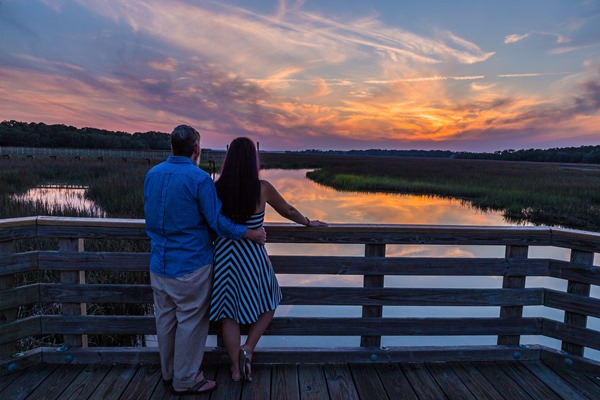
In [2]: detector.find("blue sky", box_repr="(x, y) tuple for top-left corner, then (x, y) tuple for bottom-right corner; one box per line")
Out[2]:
(1, 0), (599, 151)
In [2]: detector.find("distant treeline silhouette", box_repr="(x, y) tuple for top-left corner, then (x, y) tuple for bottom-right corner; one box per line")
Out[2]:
(294, 149), (455, 158)
(0, 120), (170, 150)
(2, 120), (600, 164)
(294, 146), (600, 164)
(455, 147), (600, 164)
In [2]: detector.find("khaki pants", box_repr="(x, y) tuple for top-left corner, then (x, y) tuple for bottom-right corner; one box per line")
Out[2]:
(150, 265), (212, 388)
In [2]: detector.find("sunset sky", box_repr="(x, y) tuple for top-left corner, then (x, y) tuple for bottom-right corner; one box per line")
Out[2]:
(1, 0), (599, 151)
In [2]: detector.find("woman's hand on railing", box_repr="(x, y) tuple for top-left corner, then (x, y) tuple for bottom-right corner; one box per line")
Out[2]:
(306, 218), (328, 227)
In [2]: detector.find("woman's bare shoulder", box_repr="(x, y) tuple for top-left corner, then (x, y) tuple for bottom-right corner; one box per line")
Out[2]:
(260, 179), (280, 201)
(260, 179), (274, 189)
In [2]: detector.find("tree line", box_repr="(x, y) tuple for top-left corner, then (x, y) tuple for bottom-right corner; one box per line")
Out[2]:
(455, 147), (600, 164)
(294, 149), (455, 158)
(0, 120), (170, 150)
(2, 120), (600, 164)
(295, 146), (600, 164)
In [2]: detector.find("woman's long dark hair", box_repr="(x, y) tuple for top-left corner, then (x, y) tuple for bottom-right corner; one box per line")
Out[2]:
(215, 137), (261, 223)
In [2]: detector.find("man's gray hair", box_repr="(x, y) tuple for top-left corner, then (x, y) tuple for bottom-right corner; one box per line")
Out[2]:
(171, 125), (200, 157)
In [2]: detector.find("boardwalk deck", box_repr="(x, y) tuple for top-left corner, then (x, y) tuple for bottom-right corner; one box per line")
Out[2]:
(1, 360), (598, 400)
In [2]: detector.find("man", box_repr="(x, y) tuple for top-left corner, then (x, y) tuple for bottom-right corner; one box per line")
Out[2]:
(144, 125), (266, 395)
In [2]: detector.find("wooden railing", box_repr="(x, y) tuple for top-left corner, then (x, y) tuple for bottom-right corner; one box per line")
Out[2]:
(1, 217), (600, 374)
(0, 146), (226, 162)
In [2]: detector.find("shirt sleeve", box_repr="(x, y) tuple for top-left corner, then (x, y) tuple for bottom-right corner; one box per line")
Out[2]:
(197, 176), (247, 240)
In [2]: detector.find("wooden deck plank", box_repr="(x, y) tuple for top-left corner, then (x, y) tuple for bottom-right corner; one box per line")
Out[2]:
(0, 364), (57, 400)
(272, 364), (300, 400)
(298, 364), (329, 400)
(426, 362), (477, 400)
(545, 363), (600, 399)
(374, 363), (418, 400)
(323, 364), (360, 400)
(58, 364), (112, 400)
(87, 364), (139, 400)
(521, 361), (588, 400)
(241, 364), (271, 400)
(119, 364), (162, 400)
(584, 375), (600, 392)
(447, 362), (504, 400)
(400, 363), (448, 400)
(495, 361), (562, 400)
(26, 364), (86, 400)
(0, 368), (23, 392)
(471, 361), (534, 400)
(349, 363), (389, 400)
(212, 364), (243, 400)
(147, 379), (178, 400)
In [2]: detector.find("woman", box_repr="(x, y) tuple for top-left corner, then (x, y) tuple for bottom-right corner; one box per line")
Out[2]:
(209, 137), (327, 382)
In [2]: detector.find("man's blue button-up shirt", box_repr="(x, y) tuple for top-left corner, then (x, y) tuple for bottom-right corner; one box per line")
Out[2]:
(144, 156), (247, 278)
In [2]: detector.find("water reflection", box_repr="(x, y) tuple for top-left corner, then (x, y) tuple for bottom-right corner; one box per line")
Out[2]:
(11, 184), (105, 217)
(262, 169), (510, 226)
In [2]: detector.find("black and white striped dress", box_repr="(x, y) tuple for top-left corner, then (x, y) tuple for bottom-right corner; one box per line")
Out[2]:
(210, 211), (282, 324)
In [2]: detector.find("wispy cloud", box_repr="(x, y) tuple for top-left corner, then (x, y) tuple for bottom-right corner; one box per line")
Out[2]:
(366, 75), (484, 84)
(504, 33), (530, 44)
(16, 54), (85, 72)
(498, 72), (570, 78)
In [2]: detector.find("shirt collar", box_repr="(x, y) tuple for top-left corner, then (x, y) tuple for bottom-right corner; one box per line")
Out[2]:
(167, 155), (194, 164)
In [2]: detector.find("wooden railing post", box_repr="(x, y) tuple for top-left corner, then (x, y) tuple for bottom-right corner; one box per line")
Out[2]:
(497, 245), (528, 346)
(361, 244), (385, 348)
(0, 239), (18, 357)
(59, 238), (88, 348)
(561, 249), (594, 356)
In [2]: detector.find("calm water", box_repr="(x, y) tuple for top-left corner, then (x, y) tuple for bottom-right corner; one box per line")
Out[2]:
(17, 170), (599, 357)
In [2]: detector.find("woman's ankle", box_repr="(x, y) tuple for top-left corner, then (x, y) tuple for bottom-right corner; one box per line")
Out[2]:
(231, 365), (242, 381)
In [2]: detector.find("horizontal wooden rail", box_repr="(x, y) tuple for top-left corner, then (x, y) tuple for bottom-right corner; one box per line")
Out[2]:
(544, 289), (600, 319)
(39, 316), (542, 337)
(0, 252), (38, 276)
(541, 319), (600, 351)
(36, 345), (542, 365)
(38, 251), (149, 272)
(0, 146), (172, 159)
(0, 147), (226, 162)
(41, 283), (153, 304)
(0, 317), (41, 344)
(38, 284), (544, 307)
(273, 256), (551, 276)
(282, 287), (544, 306)
(37, 252), (552, 276)
(548, 260), (600, 285)
(1, 215), (599, 247)
(0, 284), (39, 311)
